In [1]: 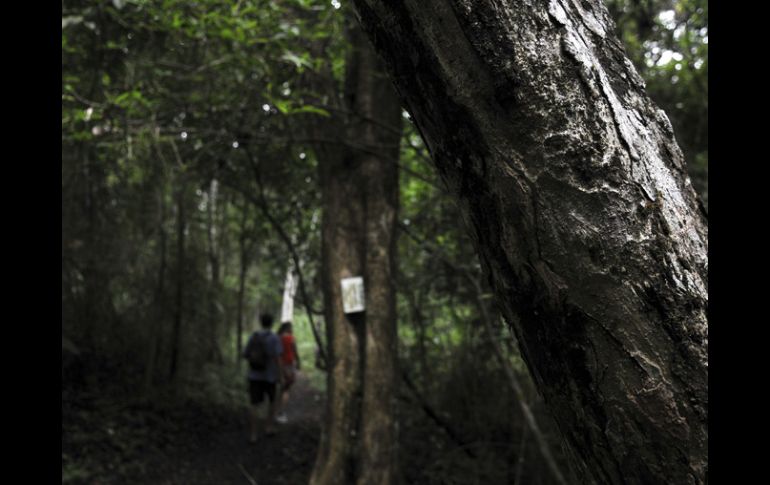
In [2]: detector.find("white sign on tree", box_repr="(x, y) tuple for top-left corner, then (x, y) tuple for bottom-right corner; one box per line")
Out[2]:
(341, 277), (365, 314)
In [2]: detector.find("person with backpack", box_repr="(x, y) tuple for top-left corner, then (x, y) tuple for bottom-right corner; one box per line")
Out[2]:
(275, 322), (301, 424)
(243, 312), (283, 442)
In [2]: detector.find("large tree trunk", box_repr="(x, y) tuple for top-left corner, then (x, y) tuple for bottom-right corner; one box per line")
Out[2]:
(357, 38), (401, 483)
(351, 1), (708, 484)
(311, 133), (364, 485)
(309, 21), (402, 485)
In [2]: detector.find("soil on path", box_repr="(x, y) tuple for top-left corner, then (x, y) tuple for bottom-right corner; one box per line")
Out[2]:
(144, 373), (324, 485)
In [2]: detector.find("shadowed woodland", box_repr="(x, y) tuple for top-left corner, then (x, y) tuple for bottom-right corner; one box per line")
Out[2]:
(62, 0), (707, 484)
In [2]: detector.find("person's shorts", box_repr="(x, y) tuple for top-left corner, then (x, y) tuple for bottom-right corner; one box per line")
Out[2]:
(248, 379), (276, 405)
(282, 365), (296, 391)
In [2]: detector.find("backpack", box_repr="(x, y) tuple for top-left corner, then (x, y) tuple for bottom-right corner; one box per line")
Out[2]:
(246, 332), (269, 371)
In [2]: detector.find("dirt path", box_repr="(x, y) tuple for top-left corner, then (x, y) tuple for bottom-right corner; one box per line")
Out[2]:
(145, 373), (324, 485)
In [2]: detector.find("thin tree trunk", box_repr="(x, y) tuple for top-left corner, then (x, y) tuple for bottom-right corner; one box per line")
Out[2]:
(169, 177), (187, 383)
(236, 200), (250, 369)
(143, 188), (167, 396)
(236, 255), (248, 368)
(401, 370), (476, 459)
(352, 2), (708, 483)
(514, 422), (530, 485)
(206, 178), (223, 365)
(218, 193), (232, 344)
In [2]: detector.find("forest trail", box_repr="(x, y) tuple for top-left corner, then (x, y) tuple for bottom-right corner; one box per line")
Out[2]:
(146, 374), (323, 485)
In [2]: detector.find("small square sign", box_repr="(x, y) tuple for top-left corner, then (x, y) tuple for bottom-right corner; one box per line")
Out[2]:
(341, 277), (365, 314)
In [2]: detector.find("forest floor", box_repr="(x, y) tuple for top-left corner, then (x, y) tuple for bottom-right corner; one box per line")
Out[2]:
(63, 373), (324, 485)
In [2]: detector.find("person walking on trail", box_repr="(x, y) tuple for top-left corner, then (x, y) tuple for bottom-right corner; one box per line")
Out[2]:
(243, 312), (283, 442)
(275, 322), (301, 424)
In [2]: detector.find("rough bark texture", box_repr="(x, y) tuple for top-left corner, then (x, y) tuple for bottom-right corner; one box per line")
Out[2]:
(351, 1), (708, 484)
(310, 22), (402, 485)
(357, 29), (401, 483)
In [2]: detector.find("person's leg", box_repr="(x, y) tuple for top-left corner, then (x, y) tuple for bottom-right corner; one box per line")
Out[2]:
(275, 388), (290, 423)
(281, 366), (296, 418)
(275, 366), (292, 422)
(264, 381), (278, 434)
(249, 405), (260, 442)
(247, 380), (262, 442)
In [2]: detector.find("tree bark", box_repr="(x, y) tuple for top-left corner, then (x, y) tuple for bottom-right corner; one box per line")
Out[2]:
(311, 143), (363, 485)
(309, 21), (403, 485)
(351, 1), (708, 484)
(143, 187), (167, 396)
(357, 40), (401, 482)
(169, 177), (187, 383)
(236, 199), (251, 369)
(206, 178), (223, 365)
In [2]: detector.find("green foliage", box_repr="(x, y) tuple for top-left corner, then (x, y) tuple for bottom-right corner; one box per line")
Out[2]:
(61, 0), (335, 395)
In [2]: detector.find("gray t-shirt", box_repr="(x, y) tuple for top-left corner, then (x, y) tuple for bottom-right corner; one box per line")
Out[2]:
(244, 330), (283, 382)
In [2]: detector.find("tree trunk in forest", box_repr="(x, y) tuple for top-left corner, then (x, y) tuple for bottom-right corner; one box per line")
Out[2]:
(236, 254), (248, 368)
(351, 1), (708, 484)
(357, 57), (401, 484)
(206, 178), (223, 365)
(218, 193), (232, 345)
(236, 200), (250, 369)
(143, 188), (167, 396)
(309, 22), (402, 485)
(407, 291), (430, 384)
(169, 178), (187, 382)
